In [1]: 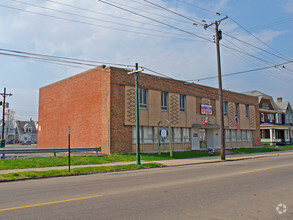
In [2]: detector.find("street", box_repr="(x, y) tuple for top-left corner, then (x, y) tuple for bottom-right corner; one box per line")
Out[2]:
(0, 154), (293, 219)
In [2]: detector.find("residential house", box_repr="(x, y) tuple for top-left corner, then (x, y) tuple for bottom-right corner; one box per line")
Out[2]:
(243, 91), (292, 145)
(15, 120), (38, 143)
(38, 66), (261, 154)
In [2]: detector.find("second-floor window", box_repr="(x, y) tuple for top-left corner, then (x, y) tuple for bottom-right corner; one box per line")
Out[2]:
(140, 88), (147, 109)
(235, 103), (239, 116)
(180, 94), (186, 112)
(161, 91), (168, 111)
(223, 101), (228, 116)
(245, 105), (249, 118)
(261, 113), (264, 122)
(268, 114), (274, 123)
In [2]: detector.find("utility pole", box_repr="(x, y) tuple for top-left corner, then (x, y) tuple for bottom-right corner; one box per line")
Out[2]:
(205, 16), (228, 160)
(128, 64), (144, 165)
(1, 88), (12, 140)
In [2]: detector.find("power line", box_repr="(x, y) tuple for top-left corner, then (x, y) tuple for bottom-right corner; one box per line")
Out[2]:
(45, 0), (170, 30)
(101, 0), (190, 23)
(0, 48), (134, 67)
(228, 17), (290, 61)
(186, 60), (293, 81)
(173, 0), (290, 65)
(9, 0), (195, 38)
(0, 4), (200, 42)
(97, 0), (213, 42)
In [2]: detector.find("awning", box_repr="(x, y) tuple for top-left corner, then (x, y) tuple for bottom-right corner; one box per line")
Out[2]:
(192, 124), (220, 129)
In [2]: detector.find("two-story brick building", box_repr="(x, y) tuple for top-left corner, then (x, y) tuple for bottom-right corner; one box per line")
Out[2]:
(38, 66), (261, 154)
(243, 91), (293, 145)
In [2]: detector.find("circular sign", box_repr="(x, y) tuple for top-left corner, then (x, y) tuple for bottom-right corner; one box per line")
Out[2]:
(160, 127), (169, 140)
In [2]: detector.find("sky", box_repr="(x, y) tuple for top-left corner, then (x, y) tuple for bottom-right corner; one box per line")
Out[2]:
(0, 0), (293, 121)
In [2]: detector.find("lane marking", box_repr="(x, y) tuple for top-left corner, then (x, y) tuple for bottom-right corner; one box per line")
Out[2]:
(0, 195), (103, 212)
(240, 168), (270, 174)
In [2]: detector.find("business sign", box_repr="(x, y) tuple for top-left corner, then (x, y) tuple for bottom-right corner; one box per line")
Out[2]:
(159, 127), (169, 140)
(201, 104), (212, 115)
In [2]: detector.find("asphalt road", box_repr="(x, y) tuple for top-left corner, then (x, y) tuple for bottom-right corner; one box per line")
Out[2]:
(1, 154), (293, 220)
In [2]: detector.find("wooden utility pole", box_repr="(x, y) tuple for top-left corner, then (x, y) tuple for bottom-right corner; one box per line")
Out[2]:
(205, 16), (228, 160)
(1, 88), (12, 140)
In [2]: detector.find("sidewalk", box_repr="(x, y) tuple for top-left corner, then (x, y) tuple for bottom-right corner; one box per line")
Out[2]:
(1, 150), (293, 175)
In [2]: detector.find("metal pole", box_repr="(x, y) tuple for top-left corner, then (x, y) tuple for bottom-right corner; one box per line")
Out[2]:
(68, 126), (71, 172)
(135, 63), (141, 165)
(215, 23), (225, 160)
(2, 88), (6, 140)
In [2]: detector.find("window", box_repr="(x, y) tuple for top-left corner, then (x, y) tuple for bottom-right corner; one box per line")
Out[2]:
(245, 105), (249, 118)
(225, 129), (231, 141)
(139, 88), (147, 109)
(179, 95), (186, 112)
(237, 130), (241, 142)
(132, 126), (143, 144)
(242, 130), (247, 141)
(223, 101), (228, 116)
(235, 103), (239, 116)
(173, 127), (181, 143)
(182, 128), (190, 143)
(268, 114), (274, 123)
(161, 91), (168, 111)
(261, 113), (264, 122)
(143, 127), (153, 144)
(231, 130), (236, 141)
(248, 131), (253, 141)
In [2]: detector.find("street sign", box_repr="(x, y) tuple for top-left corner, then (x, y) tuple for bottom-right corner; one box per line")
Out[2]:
(159, 127), (169, 140)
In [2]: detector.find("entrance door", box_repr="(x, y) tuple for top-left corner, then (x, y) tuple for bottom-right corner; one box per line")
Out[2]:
(192, 132), (200, 150)
(199, 129), (207, 148)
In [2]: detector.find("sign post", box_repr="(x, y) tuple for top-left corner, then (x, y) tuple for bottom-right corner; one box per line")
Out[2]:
(157, 120), (172, 157)
(68, 126), (71, 172)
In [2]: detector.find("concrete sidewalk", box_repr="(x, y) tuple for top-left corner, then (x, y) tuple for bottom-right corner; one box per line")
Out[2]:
(1, 150), (293, 175)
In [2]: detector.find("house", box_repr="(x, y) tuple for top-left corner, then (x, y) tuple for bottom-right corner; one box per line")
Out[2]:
(15, 120), (38, 143)
(243, 91), (292, 145)
(38, 66), (261, 154)
(0, 120), (16, 142)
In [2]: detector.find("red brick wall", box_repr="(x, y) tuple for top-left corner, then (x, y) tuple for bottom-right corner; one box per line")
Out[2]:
(38, 66), (111, 154)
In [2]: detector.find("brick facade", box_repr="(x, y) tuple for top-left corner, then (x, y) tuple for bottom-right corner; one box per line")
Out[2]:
(38, 66), (261, 154)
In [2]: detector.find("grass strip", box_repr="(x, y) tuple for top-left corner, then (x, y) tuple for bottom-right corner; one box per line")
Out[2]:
(230, 148), (282, 154)
(0, 163), (163, 181)
(0, 151), (219, 170)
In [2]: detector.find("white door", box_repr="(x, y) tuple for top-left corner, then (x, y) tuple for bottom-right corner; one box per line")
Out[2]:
(192, 132), (200, 150)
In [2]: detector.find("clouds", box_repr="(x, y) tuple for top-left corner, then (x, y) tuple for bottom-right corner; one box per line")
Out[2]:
(0, 0), (292, 120)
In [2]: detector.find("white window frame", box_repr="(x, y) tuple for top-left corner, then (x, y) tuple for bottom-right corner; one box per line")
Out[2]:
(161, 91), (168, 111)
(139, 88), (147, 109)
(180, 95), (186, 112)
(245, 105), (249, 118)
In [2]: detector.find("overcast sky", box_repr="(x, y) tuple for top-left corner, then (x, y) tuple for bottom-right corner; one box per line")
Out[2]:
(0, 0), (293, 121)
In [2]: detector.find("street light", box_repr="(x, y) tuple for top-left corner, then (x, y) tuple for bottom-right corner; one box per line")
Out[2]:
(128, 63), (144, 165)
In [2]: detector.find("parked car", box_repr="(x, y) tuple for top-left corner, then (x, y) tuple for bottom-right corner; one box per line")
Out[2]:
(22, 140), (32, 145)
(7, 140), (14, 144)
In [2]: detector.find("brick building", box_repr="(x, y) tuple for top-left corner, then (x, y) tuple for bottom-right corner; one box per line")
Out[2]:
(38, 66), (261, 154)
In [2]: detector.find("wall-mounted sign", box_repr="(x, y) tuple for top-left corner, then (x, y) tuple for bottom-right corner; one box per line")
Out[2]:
(159, 127), (169, 140)
(201, 104), (212, 115)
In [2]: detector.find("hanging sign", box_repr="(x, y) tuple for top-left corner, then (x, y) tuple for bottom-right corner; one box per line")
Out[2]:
(201, 104), (212, 115)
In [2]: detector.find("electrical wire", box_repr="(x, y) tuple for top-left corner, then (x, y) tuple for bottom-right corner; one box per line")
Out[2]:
(9, 0), (195, 38)
(97, 0), (213, 42)
(0, 4), (201, 42)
